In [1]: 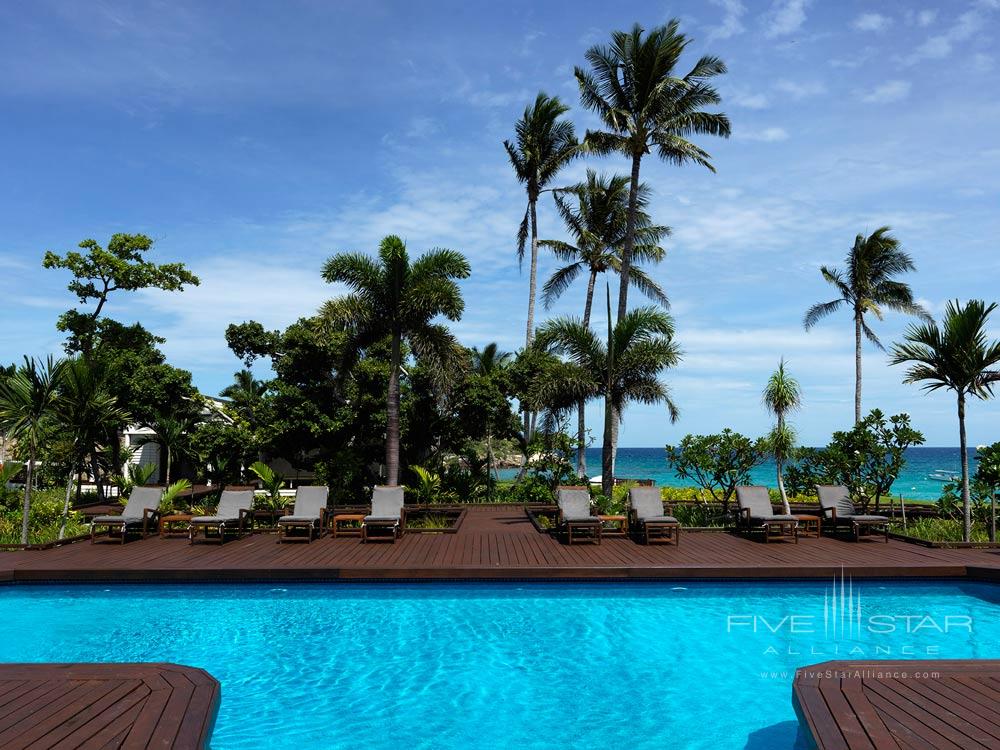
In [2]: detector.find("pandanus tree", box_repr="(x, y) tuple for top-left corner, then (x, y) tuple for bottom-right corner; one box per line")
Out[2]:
(55, 358), (130, 539)
(322, 235), (470, 485)
(762, 359), (802, 514)
(891, 299), (1000, 542)
(575, 20), (729, 324)
(535, 289), (681, 497)
(804, 227), (928, 423)
(0, 356), (66, 544)
(540, 170), (670, 477)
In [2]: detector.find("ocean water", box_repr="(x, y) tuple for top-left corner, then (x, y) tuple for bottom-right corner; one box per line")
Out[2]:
(1, 581), (998, 749)
(504, 447), (976, 501)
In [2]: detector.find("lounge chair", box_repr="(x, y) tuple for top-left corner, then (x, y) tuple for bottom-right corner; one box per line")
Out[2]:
(628, 486), (680, 545)
(361, 486), (405, 542)
(90, 486), (162, 544)
(556, 486), (601, 545)
(817, 485), (889, 542)
(277, 486), (329, 543)
(736, 486), (798, 543)
(188, 489), (254, 545)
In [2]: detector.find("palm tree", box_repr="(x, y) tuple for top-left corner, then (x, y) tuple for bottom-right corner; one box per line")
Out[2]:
(891, 299), (1000, 542)
(55, 358), (130, 538)
(762, 359), (802, 514)
(221, 369), (267, 421)
(503, 92), (578, 348)
(575, 20), (729, 324)
(322, 235), (470, 485)
(804, 227), (928, 423)
(536, 289), (681, 497)
(0, 356), (66, 544)
(136, 416), (193, 487)
(540, 170), (670, 477)
(470, 343), (512, 376)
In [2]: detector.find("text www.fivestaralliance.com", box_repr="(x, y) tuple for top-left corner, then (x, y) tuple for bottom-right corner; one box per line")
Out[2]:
(761, 669), (941, 680)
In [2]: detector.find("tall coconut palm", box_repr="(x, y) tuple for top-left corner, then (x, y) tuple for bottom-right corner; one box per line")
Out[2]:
(536, 289), (681, 497)
(762, 358), (802, 514)
(0, 356), (66, 544)
(504, 93), (578, 443)
(55, 358), (130, 538)
(804, 227), (928, 423)
(540, 170), (670, 477)
(576, 20), (729, 324)
(322, 235), (470, 485)
(221, 369), (267, 422)
(891, 299), (1000, 542)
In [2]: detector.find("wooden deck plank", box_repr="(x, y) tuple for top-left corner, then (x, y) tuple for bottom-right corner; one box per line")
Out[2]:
(2, 506), (999, 581)
(0, 665), (219, 750)
(794, 661), (1000, 750)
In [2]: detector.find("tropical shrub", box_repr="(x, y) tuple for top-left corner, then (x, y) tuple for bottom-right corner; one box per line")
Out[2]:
(158, 479), (193, 514)
(249, 461), (286, 511)
(499, 475), (554, 504)
(664, 430), (767, 513)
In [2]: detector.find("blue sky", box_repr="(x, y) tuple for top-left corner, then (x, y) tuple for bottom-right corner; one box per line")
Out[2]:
(1, 0), (999, 447)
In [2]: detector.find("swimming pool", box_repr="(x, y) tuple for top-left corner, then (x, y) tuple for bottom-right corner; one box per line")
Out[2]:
(2, 580), (998, 749)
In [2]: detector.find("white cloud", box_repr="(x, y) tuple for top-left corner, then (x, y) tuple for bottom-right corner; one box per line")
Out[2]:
(853, 13), (892, 32)
(916, 9), (938, 27)
(972, 52), (995, 72)
(774, 79), (826, 99)
(727, 86), (769, 109)
(762, 0), (811, 39)
(733, 126), (789, 142)
(707, 0), (747, 40)
(860, 80), (912, 104)
(904, 9), (988, 65)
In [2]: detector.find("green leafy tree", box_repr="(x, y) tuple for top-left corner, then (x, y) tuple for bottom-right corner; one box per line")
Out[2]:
(665, 430), (767, 514)
(803, 227), (928, 423)
(0, 356), (67, 544)
(540, 170), (670, 477)
(536, 292), (681, 497)
(503, 93), (578, 348)
(762, 359), (802, 514)
(43, 233), (200, 355)
(321, 235), (470, 485)
(891, 299), (1000, 541)
(575, 20), (729, 323)
(974, 442), (1000, 542)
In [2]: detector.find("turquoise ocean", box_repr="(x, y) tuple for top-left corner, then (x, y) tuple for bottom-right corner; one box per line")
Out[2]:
(504, 447), (977, 501)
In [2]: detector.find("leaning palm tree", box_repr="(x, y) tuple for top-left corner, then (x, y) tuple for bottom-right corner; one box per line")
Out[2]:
(536, 289), (681, 497)
(55, 358), (130, 539)
(804, 227), (928, 423)
(762, 359), (802, 514)
(322, 235), (470, 485)
(540, 170), (670, 477)
(891, 299), (1000, 542)
(503, 92), (578, 347)
(576, 20), (729, 323)
(0, 356), (66, 544)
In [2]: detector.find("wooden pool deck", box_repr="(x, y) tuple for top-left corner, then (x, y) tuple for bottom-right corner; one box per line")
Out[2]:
(2, 506), (999, 582)
(0, 663), (218, 749)
(793, 660), (1000, 749)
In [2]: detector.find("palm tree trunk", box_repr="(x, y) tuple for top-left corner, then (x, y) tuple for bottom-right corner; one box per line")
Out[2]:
(601, 393), (614, 498)
(777, 458), (790, 515)
(616, 152), (643, 324)
(386, 331), (402, 485)
(576, 270), (599, 479)
(958, 392), (971, 542)
(165, 445), (172, 488)
(20, 449), (34, 546)
(59, 469), (74, 540)
(854, 312), (863, 424)
(522, 197), (540, 444)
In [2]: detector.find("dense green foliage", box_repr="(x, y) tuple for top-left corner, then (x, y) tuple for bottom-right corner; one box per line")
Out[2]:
(664, 430), (766, 513)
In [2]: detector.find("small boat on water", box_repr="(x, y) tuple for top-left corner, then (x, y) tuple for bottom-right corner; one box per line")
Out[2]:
(928, 469), (959, 482)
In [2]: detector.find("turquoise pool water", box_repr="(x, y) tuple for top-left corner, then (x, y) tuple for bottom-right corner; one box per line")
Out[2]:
(2, 581), (999, 749)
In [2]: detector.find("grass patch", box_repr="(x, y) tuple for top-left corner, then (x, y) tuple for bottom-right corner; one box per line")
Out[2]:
(0, 488), (89, 546)
(891, 518), (993, 543)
